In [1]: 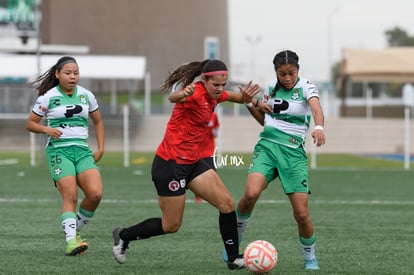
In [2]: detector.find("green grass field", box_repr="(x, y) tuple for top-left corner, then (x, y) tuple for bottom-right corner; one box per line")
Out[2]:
(0, 152), (413, 274)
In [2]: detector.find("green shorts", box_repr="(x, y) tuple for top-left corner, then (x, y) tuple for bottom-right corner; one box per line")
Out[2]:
(45, 145), (98, 181)
(248, 139), (309, 194)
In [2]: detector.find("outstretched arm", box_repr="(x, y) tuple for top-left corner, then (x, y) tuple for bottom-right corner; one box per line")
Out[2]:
(244, 98), (266, 126)
(240, 86), (272, 126)
(226, 81), (260, 103)
(309, 97), (325, 147)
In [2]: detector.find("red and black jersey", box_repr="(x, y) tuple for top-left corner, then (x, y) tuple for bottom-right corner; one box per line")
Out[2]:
(199, 112), (219, 159)
(156, 82), (228, 164)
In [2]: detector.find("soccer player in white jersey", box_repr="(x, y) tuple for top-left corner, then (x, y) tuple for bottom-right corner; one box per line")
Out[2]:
(26, 56), (105, 256)
(223, 50), (325, 270)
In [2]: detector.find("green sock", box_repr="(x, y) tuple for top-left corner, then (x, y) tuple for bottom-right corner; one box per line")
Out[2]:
(299, 234), (316, 246)
(236, 208), (251, 219)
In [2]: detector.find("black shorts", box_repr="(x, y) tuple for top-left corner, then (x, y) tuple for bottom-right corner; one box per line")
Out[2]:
(151, 155), (211, 196)
(202, 156), (216, 171)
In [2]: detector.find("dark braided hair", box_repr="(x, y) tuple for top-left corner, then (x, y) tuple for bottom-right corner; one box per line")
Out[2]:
(30, 56), (78, 96)
(160, 59), (228, 91)
(270, 50), (299, 97)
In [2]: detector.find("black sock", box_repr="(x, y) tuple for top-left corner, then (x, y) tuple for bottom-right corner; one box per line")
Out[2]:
(120, 218), (165, 242)
(219, 211), (239, 262)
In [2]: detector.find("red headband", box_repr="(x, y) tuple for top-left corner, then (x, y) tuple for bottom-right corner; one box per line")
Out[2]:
(203, 70), (228, 76)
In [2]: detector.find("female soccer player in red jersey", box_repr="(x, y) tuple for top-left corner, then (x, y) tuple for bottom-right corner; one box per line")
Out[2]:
(112, 59), (260, 270)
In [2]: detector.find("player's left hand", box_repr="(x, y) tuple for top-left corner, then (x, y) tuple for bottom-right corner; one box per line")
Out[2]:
(240, 81), (260, 103)
(93, 150), (104, 162)
(311, 129), (325, 147)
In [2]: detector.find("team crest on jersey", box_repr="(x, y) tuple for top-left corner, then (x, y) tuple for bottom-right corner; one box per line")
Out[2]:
(291, 89), (300, 100)
(79, 95), (87, 104)
(54, 166), (62, 175)
(168, 180), (180, 192)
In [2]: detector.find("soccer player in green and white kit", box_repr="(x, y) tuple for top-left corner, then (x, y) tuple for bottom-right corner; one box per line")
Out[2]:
(26, 56), (105, 256)
(223, 50), (326, 270)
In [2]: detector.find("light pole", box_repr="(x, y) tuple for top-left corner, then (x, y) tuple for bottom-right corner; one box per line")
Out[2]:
(403, 83), (414, 170)
(246, 35), (261, 80)
(30, 0), (42, 167)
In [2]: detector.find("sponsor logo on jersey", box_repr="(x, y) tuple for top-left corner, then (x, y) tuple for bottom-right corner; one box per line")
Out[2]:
(51, 99), (61, 106)
(38, 105), (47, 113)
(288, 137), (299, 144)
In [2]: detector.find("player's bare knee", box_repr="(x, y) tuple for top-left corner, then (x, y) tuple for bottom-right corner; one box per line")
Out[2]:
(294, 212), (311, 225)
(65, 194), (78, 204)
(92, 193), (103, 203)
(217, 197), (235, 213)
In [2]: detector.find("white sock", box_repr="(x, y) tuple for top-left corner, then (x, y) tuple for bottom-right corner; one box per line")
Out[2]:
(62, 218), (77, 242)
(301, 243), (316, 260)
(76, 212), (90, 230)
(236, 217), (248, 242)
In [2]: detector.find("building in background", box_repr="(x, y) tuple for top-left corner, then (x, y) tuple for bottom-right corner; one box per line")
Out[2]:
(39, 0), (229, 91)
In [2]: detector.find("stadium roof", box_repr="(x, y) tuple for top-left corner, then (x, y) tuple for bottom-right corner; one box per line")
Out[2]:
(0, 54), (146, 81)
(342, 47), (414, 82)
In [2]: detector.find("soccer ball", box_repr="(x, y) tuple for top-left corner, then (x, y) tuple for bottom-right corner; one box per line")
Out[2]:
(243, 240), (278, 273)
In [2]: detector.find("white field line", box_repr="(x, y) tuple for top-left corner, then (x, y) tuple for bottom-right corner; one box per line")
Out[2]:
(0, 158), (18, 165)
(0, 198), (413, 205)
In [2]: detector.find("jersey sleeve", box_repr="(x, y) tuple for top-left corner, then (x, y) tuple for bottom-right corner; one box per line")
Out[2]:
(264, 80), (276, 103)
(171, 81), (184, 93)
(218, 90), (229, 103)
(31, 95), (48, 117)
(87, 91), (99, 112)
(303, 79), (319, 100)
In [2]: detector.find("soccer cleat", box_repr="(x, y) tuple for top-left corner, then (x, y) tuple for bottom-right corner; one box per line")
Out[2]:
(227, 254), (246, 270)
(65, 238), (88, 256)
(304, 258), (320, 270)
(221, 249), (229, 262)
(76, 231), (88, 255)
(112, 227), (129, 264)
(76, 231), (88, 244)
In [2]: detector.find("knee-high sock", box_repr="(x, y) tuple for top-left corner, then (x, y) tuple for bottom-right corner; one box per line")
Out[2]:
(61, 212), (77, 242)
(236, 208), (251, 242)
(120, 218), (165, 241)
(77, 206), (94, 230)
(300, 234), (317, 260)
(219, 211), (239, 262)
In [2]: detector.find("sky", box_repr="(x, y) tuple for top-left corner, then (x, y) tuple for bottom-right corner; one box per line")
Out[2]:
(227, 0), (414, 87)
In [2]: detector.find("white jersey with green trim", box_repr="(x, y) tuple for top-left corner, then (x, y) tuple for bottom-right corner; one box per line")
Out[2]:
(32, 85), (99, 148)
(260, 77), (319, 148)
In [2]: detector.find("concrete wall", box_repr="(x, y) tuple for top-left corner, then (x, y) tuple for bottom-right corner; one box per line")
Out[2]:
(2, 116), (414, 155)
(131, 115), (414, 154)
